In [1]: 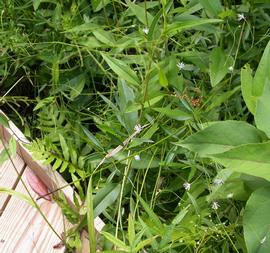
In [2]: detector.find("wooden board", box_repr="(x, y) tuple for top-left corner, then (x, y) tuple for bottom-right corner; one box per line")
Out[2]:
(0, 142), (26, 214)
(0, 166), (70, 253)
(0, 111), (105, 252)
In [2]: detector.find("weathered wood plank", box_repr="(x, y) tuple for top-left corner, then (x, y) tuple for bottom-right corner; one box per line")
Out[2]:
(0, 111), (105, 252)
(0, 166), (70, 253)
(0, 110), (105, 232)
(0, 142), (26, 214)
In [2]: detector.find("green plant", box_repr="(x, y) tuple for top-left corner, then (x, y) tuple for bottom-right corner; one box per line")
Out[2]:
(179, 40), (270, 253)
(2, 0), (270, 252)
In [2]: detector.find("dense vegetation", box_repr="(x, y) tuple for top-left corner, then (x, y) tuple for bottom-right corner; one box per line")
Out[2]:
(1, 0), (270, 252)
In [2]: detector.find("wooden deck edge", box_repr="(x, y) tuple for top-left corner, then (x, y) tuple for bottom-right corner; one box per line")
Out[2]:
(0, 111), (105, 236)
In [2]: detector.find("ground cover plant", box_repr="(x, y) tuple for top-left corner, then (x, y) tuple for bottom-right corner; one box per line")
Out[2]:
(1, 0), (270, 252)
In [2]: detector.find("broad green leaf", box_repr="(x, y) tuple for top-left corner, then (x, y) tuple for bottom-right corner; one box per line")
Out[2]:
(253, 41), (270, 96)
(199, 0), (222, 17)
(240, 41), (270, 136)
(91, 0), (111, 12)
(241, 65), (256, 114)
(166, 19), (222, 36)
(212, 142), (270, 181)
(209, 47), (233, 87)
(0, 114), (9, 127)
(101, 53), (140, 87)
(243, 187), (270, 253)
(255, 83), (270, 137)
(177, 121), (267, 157)
(153, 107), (192, 121)
(207, 169), (249, 202)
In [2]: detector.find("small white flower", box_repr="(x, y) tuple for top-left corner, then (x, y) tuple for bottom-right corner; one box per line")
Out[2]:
(237, 13), (245, 21)
(211, 201), (220, 210)
(213, 178), (224, 186)
(227, 193), (234, 199)
(177, 62), (185, 70)
(134, 124), (142, 133)
(143, 27), (149, 34)
(228, 66), (234, 72)
(134, 155), (141, 161)
(261, 236), (266, 244)
(183, 182), (191, 191)
(131, 24), (136, 28)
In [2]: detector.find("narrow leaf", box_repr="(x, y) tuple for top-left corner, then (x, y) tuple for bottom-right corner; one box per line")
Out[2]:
(166, 19), (222, 36)
(101, 231), (129, 251)
(126, 0), (154, 25)
(199, 0), (223, 17)
(128, 214), (135, 246)
(153, 107), (192, 121)
(86, 177), (97, 252)
(59, 134), (70, 161)
(101, 53), (140, 87)
(91, 0), (111, 12)
(0, 188), (36, 207)
(93, 184), (121, 217)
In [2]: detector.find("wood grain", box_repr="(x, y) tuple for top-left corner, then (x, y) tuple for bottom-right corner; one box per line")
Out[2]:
(0, 144), (26, 212)
(0, 110), (105, 252)
(0, 166), (70, 253)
